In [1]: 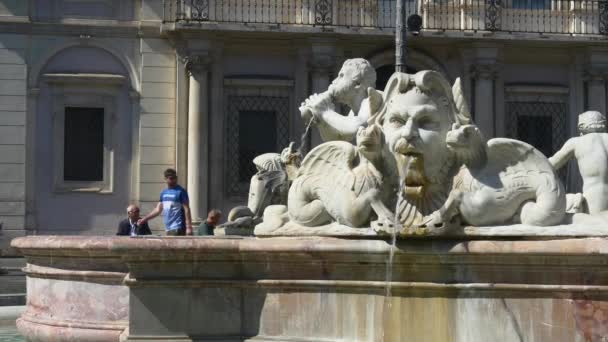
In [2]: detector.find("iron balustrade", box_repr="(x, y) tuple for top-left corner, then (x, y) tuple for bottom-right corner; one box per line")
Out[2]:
(164, 0), (608, 34)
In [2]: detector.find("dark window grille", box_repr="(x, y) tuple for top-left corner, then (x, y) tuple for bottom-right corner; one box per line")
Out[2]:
(238, 110), (278, 182)
(225, 94), (290, 196)
(506, 101), (568, 181)
(64, 107), (104, 182)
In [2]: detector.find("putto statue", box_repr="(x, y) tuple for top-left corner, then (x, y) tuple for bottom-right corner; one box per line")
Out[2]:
(248, 59), (608, 237)
(299, 58), (383, 142)
(550, 111), (608, 214)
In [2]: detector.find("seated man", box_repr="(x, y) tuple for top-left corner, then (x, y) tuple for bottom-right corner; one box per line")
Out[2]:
(549, 111), (608, 214)
(117, 205), (152, 236)
(299, 58), (382, 142)
(197, 209), (222, 236)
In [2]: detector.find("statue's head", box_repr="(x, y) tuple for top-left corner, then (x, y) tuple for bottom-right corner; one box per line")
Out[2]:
(373, 71), (462, 195)
(280, 142), (302, 167)
(356, 124), (383, 160)
(329, 58), (376, 104)
(578, 111), (606, 135)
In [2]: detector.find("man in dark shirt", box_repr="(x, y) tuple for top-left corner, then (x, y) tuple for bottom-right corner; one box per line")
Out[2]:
(117, 204), (152, 236)
(197, 209), (222, 236)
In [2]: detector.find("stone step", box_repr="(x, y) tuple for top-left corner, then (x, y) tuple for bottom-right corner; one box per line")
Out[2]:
(0, 273), (26, 297)
(0, 294), (25, 307)
(0, 258), (25, 270)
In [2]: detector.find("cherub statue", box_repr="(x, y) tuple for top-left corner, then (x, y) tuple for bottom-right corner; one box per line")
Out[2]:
(373, 71), (566, 233)
(299, 58), (383, 142)
(287, 124), (395, 227)
(549, 111), (608, 214)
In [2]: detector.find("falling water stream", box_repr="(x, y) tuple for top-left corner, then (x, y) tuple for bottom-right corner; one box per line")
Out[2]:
(382, 181), (404, 340)
(298, 118), (315, 156)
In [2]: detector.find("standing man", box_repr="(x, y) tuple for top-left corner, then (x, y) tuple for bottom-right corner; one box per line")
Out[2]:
(197, 209), (222, 236)
(138, 169), (194, 235)
(117, 204), (152, 236)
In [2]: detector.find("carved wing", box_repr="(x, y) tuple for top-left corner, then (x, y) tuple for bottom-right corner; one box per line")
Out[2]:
(296, 141), (357, 190)
(485, 138), (558, 179)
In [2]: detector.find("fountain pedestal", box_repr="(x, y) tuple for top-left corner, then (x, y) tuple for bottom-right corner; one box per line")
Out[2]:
(11, 236), (608, 341)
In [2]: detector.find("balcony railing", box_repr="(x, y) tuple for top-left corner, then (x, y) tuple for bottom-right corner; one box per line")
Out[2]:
(164, 0), (608, 35)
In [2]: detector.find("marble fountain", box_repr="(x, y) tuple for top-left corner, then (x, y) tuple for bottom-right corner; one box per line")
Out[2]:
(11, 61), (608, 341)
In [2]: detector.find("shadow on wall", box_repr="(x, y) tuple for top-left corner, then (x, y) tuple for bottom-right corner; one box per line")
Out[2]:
(129, 284), (267, 339)
(0, 1), (28, 16)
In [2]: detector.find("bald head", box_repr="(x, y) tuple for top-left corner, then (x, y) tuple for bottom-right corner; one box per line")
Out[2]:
(127, 204), (141, 220)
(578, 111), (606, 134)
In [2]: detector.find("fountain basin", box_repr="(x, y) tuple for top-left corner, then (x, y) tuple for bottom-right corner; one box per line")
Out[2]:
(11, 235), (608, 341)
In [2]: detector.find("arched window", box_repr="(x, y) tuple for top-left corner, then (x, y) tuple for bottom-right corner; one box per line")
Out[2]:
(375, 64), (418, 91)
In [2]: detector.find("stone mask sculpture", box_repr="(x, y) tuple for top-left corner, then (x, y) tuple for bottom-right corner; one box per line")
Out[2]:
(372, 71), (566, 234)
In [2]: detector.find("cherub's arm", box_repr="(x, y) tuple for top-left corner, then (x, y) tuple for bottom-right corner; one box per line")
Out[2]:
(317, 108), (368, 142)
(549, 138), (576, 170)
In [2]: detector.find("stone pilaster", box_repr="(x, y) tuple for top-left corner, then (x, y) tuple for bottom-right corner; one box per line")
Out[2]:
(584, 47), (608, 114)
(306, 39), (338, 147)
(584, 69), (607, 114)
(182, 53), (212, 222)
(470, 61), (500, 138)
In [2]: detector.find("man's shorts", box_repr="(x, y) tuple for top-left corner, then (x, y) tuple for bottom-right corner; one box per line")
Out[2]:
(166, 227), (186, 236)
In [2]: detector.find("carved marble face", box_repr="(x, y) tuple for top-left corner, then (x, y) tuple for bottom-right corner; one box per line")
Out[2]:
(382, 88), (452, 188)
(329, 64), (359, 104)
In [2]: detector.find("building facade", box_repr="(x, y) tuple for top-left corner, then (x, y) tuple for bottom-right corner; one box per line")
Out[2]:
(0, 0), (607, 253)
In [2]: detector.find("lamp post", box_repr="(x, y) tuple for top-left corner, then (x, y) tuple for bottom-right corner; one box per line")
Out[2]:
(396, 2), (422, 73)
(395, 0), (406, 73)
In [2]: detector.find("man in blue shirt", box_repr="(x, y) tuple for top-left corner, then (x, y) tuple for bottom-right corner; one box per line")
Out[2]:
(138, 169), (194, 235)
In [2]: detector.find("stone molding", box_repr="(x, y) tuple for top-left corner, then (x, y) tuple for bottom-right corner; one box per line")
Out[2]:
(182, 53), (213, 76)
(23, 264), (126, 284)
(309, 54), (335, 74)
(470, 63), (499, 80)
(583, 68), (608, 82)
(122, 277), (608, 294)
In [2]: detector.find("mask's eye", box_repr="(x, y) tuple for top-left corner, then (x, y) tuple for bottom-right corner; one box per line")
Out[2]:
(417, 116), (439, 130)
(389, 116), (405, 127)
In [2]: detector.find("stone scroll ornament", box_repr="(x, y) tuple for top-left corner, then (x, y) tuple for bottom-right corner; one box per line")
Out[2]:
(253, 60), (608, 237)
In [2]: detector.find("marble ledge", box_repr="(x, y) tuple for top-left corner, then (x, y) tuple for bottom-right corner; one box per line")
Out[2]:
(11, 235), (608, 258)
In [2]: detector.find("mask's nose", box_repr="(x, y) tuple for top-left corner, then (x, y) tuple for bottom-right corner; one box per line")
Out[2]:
(401, 119), (418, 141)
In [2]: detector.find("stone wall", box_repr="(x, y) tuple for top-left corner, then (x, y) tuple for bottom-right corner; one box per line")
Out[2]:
(0, 33), (27, 254)
(138, 38), (177, 233)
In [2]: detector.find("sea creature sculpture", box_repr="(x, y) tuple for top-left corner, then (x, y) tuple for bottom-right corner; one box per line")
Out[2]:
(287, 124), (394, 227)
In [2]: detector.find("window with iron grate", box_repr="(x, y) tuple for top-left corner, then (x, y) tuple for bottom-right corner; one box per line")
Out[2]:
(506, 101), (568, 182)
(238, 110), (278, 182)
(225, 94), (290, 196)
